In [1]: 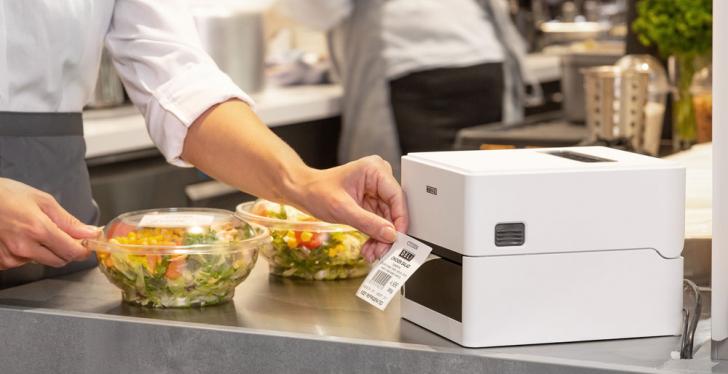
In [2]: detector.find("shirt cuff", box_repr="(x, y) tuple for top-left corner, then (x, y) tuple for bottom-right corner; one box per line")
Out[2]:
(145, 63), (255, 167)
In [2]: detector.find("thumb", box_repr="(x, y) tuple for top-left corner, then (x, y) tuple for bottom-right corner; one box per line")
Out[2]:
(340, 200), (397, 243)
(38, 197), (100, 239)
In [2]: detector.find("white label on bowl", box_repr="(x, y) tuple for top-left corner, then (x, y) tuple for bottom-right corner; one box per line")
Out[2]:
(356, 233), (432, 311)
(138, 213), (214, 228)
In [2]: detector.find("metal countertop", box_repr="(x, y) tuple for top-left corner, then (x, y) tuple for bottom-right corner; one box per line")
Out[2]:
(0, 260), (723, 374)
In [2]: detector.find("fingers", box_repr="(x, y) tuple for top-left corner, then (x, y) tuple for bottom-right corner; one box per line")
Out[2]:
(361, 242), (374, 263)
(36, 193), (100, 239)
(374, 198), (393, 224)
(339, 197), (397, 243)
(0, 239), (67, 268)
(380, 180), (408, 233)
(0, 181), (95, 270)
(361, 240), (395, 263)
(39, 216), (90, 262)
(0, 243), (28, 270)
(300, 155), (409, 260)
(373, 241), (391, 258)
(0, 256), (27, 270)
(18, 242), (67, 268)
(332, 156), (407, 244)
(368, 241), (391, 261)
(361, 241), (378, 263)
(363, 157), (409, 234)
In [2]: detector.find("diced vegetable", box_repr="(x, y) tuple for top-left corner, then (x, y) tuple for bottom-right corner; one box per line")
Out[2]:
(96, 222), (261, 308)
(248, 200), (370, 280)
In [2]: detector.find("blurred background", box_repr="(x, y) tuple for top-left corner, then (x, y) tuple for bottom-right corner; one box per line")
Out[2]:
(84, 0), (712, 229)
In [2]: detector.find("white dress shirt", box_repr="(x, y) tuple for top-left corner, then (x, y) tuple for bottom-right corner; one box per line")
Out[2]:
(0, 0), (252, 166)
(279, 0), (505, 79)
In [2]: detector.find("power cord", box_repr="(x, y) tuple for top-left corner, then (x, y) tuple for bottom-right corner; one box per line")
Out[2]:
(680, 279), (702, 359)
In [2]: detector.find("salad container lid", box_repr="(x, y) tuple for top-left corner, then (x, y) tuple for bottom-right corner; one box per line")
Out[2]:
(87, 208), (269, 254)
(236, 200), (357, 233)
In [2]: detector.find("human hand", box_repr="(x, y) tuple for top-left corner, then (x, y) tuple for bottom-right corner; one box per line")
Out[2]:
(290, 156), (409, 262)
(0, 178), (101, 270)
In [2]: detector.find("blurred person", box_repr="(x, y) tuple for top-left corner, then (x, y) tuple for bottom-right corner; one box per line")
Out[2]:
(279, 0), (539, 172)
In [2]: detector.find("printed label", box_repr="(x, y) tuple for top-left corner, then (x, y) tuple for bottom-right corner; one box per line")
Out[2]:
(138, 213), (214, 228)
(356, 233), (432, 311)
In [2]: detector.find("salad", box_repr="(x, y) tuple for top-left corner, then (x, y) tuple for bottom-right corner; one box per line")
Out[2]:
(92, 209), (266, 308)
(236, 200), (370, 280)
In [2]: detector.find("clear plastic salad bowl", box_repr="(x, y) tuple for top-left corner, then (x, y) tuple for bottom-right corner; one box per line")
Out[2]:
(236, 200), (370, 280)
(85, 208), (268, 308)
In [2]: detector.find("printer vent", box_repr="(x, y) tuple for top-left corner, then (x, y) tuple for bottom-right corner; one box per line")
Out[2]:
(495, 223), (525, 247)
(544, 150), (614, 163)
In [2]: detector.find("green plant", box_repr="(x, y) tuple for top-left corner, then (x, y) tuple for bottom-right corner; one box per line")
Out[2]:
(632, 0), (712, 59)
(632, 0), (712, 149)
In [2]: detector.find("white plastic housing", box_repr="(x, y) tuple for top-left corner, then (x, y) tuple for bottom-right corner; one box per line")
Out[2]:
(713, 0), (728, 356)
(401, 146), (685, 347)
(402, 147), (685, 258)
(402, 249), (683, 347)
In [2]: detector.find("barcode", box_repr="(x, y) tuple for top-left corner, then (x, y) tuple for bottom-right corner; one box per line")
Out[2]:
(371, 270), (392, 288)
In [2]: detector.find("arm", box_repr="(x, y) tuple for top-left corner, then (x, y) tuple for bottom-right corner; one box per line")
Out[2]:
(107, 0), (406, 260)
(182, 100), (408, 260)
(105, 0), (254, 167)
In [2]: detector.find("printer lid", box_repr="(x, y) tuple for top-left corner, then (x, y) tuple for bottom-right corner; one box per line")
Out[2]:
(404, 146), (680, 175)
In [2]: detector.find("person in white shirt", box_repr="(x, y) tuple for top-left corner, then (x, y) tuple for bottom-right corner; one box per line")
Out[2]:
(0, 1), (407, 286)
(279, 0), (538, 173)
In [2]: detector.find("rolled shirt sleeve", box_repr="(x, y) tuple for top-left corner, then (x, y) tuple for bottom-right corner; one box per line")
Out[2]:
(105, 0), (254, 167)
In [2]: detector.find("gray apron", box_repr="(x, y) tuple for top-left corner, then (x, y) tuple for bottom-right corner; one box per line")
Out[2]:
(0, 112), (99, 289)
(328, 0), (541, 175)
(328, 0), (403, 176)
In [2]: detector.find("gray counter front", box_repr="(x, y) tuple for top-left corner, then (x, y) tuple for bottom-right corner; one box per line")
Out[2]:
(0, 260), (722, 374)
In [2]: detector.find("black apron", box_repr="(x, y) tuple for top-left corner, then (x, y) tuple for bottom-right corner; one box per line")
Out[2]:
(0, 112), (99, 288)
(388, 62), (505, 154)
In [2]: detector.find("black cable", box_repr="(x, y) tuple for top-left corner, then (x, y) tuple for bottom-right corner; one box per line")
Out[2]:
(680, 279), (702, 359)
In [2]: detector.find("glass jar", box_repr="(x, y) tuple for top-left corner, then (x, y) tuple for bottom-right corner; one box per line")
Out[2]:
(690, 65), (712, 144)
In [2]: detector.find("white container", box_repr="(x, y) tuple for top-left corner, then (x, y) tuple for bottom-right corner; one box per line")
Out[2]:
(189, 0), (269, 93)
(400, 146), (685, 347)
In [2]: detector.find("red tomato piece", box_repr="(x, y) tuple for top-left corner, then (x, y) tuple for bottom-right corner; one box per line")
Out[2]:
(146, 255), (161, 273)
(108, 222), (135, 240)
(165, 256), (186, 280)
(302, 233), (322, 250)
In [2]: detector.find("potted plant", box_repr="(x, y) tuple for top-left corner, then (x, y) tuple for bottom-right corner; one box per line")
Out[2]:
(632, 0), (712, 150)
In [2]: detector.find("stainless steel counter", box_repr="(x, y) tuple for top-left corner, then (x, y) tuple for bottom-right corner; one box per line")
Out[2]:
(0, 260), (722, 374)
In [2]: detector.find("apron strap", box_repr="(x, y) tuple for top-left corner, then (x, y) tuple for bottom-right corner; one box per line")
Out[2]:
(0, 112), (83, 136)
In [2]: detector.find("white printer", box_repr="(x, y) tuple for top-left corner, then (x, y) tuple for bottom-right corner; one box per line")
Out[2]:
(401, 146), (685, 348)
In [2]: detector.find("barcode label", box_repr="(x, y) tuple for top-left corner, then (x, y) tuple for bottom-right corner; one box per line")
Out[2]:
(371, 270), (392, 288)
(356, 233), (432, 311)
